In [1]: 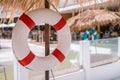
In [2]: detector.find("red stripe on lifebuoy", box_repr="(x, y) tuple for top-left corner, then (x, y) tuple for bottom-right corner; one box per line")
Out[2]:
(18, 51), (35, 66)
(54, 17), (66, 31)
(52, 49), (65, 62)
(20, 13), (35, 29)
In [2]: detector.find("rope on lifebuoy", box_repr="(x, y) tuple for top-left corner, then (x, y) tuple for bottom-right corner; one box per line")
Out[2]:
(83, 29), (98, 40)
(12, 9), (71, 70)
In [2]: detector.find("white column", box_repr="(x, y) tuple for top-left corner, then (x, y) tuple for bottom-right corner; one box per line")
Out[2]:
(118, 37), (120, 57)
(79, 41), (83, 66)
(79, 41), (90, 80)
(14, 58), (29, 80)
(13, 58), (18, 80)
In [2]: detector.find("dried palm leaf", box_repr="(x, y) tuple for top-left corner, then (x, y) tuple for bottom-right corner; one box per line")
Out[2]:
(8, 0), (18, 23)
(2, 0), (13, 23)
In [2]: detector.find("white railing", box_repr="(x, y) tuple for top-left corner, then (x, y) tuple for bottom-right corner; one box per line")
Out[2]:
(1, 37), (120, 80)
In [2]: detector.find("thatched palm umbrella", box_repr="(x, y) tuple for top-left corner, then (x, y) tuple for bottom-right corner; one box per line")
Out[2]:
(95, 10), (120, 26)
(68, 10), (97, 32)
(0, 0), (119, 24)
(68, 9), (120, 32)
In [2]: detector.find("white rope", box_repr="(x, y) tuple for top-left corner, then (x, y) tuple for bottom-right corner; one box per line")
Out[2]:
(51, 69), (55, 80)
(47, 0), (60, 14)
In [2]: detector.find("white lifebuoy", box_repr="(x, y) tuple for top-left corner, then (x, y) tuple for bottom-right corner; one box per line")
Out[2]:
(83, 29), (98, 40)
(12, 9), (71, 70)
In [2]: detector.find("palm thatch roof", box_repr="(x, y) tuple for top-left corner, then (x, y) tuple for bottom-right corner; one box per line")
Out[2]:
(0, 0), (45, 23)
(68, 9), (120, 32)
(0, 0), (119, 24)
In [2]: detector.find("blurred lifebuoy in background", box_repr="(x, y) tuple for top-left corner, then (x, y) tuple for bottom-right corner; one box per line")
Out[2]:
(12, 9), (71, 70)
(83, 29), (98, 40)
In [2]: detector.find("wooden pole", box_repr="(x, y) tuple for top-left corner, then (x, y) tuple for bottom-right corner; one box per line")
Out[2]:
(97, 24), (100, 39)
(45, 0), (50, 80)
